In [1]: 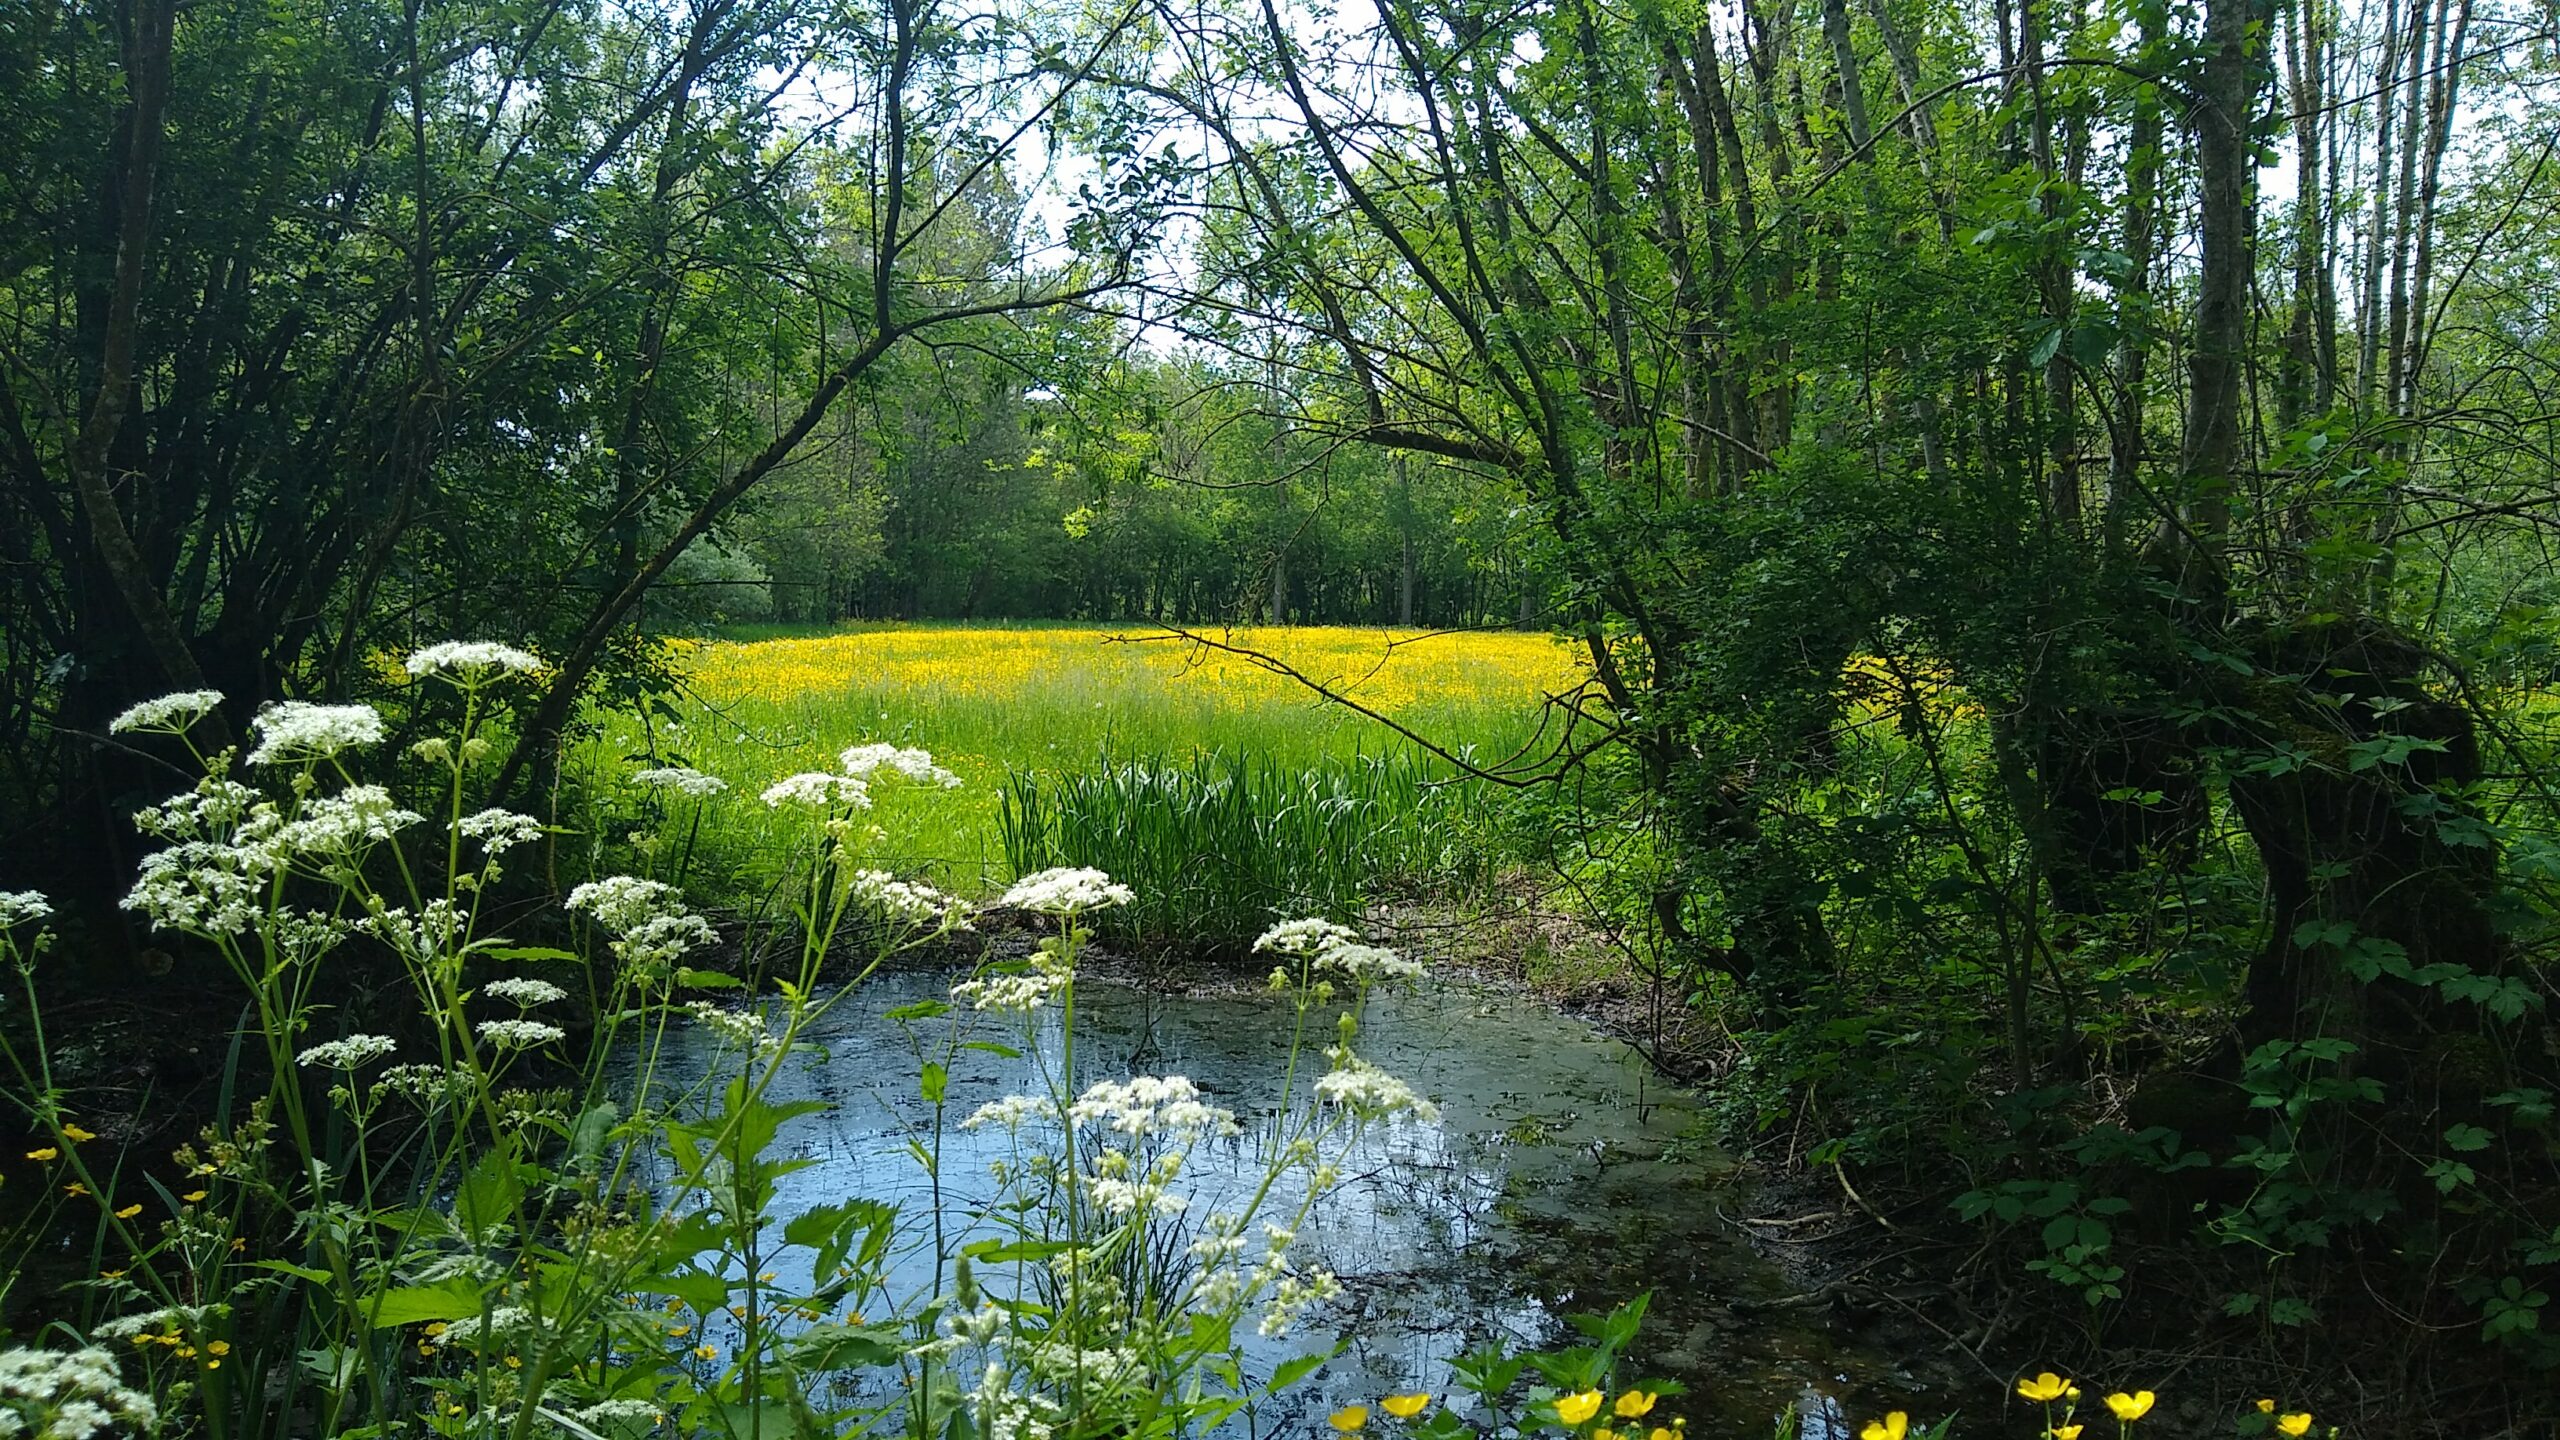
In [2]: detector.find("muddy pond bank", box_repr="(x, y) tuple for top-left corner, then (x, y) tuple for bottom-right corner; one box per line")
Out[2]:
(646, 964), (1941, 1437)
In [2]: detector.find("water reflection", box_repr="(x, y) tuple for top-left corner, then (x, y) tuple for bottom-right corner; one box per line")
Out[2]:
(640, 966), (1911, 1438)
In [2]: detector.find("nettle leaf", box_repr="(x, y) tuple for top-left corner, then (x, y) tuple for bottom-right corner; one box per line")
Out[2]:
(367, 1281), (486, 1328)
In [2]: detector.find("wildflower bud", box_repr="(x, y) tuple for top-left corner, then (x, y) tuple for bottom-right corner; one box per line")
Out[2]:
(1336, 1011), (1357, 1044)
(1314, 980), (1335, 1004)
(459, 737), (491, 765)
(411, 738), (452, 765)
(953, 1254), (979, 1311)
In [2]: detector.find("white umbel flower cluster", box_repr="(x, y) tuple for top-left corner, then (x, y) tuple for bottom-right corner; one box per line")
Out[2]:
(959, 1094), (1060, 1132)
(837, 743), (961, 788)
(760, 772), (870, 809)
(403, 641), (542, 679)
(276, 785), (421, 856)
(565, 876), (716, 976)
(1254, 917), (1421, 983)
(0, 1345), (158, 1439)
(682, 1001), (775, 1054)
(475, 1019), (565, 1050)
(949, 971), (1062, 1014)
(457, 808), (544, 855)
(245, 701), (384, 766)
(631, 766), (727, 798)
(0, 891), (50, 929)
(997, 867), (1133, 916)
(848, 870), (965, 926)
(295, 1034), (398, 1070)
(480, 977), (564, 1007)
(1314, 1053), (1440, 1124)
(1251, 918), (1357, 957)
(106, 688), (223, 736)
(1068, 1075), (1241, 1140)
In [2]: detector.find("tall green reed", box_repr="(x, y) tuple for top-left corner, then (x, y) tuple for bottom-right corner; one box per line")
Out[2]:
(997, 750), (1490, 951)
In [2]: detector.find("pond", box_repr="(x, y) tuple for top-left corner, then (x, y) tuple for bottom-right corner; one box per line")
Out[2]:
(643, 965), (1921, 1439)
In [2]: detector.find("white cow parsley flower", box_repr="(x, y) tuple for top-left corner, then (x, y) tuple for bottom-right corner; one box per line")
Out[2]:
(475, 1019), (565, 1050)
(632, 766), (728, 797)
(403, 641), (542, 679)
(838, 743), (961, 788)
(849, 869), (964, 925)
(480, 977), (564, 1007)
(1069, 1075), (1240, 1139)
(1252, 918), (1358, 957)
(1315, 1055), (1440, 1124)
(761, 772), (871, 809)
(106, 689), (224, 735)
(457, 808), (544, 855)
(950, 971), (1063, 1013)
(959, 1094), (1060, 1131)
(0, 891), (51, 929)
(0, 1345), (158, 1437)
(277, 785), (422, 855)
(296, 1034), (398, 1070)
(246, 702), (384, 766)
(997, 867), (1132, 915)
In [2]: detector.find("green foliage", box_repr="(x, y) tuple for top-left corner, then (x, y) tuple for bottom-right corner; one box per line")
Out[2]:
(998, 749), (1488, 951)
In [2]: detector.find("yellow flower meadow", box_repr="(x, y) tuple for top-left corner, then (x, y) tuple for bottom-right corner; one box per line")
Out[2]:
(686, 625), (1585, 717)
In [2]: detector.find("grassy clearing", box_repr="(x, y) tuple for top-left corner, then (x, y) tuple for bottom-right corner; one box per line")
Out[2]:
(574, 622), (1582, 905)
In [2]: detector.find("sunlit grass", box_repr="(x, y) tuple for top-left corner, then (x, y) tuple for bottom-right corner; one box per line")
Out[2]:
(574, 622), (1583, 899)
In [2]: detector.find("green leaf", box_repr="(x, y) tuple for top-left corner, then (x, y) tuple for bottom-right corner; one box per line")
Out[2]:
(2444, 1123), (2494, 1153)
(676, 968), (741, 990)
(482, 946), (577, 963)
(921, 1061), (948, 1103)
(367, 1281), (486, 1328)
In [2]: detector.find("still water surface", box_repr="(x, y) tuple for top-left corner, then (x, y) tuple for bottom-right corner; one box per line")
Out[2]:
(646, 966), (1911, 1438)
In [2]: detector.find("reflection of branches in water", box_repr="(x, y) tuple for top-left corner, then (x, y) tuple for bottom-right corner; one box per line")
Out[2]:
(1106, 625), (1618, 788)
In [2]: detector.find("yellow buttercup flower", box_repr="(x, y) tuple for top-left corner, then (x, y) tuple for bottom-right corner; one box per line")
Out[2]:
(1614, 1391), (1658, 1419)
(60, 1124), (96, 1144)
(1649, 1429), (1678, 1440)
(2018, 1373), (2072, 1403)
(1556, 1392), (1604, 1425)
(1381, 1395), (1431, 1420)
(2104, 1392), (2155, 1422)
(1594, 1429), (1617, 1440)
(2050, 1427), (2082, 1440)
(64, 1182), (87, 1197)
(2256, 1401), (2276, 1414)
(1329, 1406), (1369, 1433)
(1859, 1414), (1909, 1440)
(181, 1190), (207, 1203)
(207, 1341), (230, 1356)
(24, 1147), (55, 1161)
(693, 1344), (718, 1362)
(2277, 1415), (2313, 1438)
(114, 1203), (141, 1219)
